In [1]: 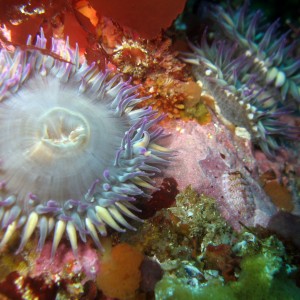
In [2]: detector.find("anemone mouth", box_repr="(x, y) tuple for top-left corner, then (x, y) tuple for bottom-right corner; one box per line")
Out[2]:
(38, 107), (90, 150)
(0, 32), (170, 258)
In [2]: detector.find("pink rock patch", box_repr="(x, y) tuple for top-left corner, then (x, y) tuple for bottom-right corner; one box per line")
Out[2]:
(158, 116), (277, 231)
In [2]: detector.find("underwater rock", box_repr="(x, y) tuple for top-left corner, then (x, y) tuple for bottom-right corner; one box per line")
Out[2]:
(268, 211), (300, 249)
(140, 256), (164, 293)
(155, 233), (300, 300)
(157, 116), (277, 231)
(169, 186), (233, 251)
(30, 240), (100, 282)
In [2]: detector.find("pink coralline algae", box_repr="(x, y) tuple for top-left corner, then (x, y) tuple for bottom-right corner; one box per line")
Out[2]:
(30, 240), (100, 282)
(157, 114), (277, 231)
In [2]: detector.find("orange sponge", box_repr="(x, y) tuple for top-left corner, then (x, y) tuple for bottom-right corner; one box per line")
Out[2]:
(97, 243), (144, 299)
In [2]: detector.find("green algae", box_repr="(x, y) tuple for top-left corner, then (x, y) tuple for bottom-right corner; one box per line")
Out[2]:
(155, 231), (300, 300)
(155, 250), (300, 300)
(155, 276), (235, 300)
(184, 102), (211, 124)
(232, 254), (299, 300)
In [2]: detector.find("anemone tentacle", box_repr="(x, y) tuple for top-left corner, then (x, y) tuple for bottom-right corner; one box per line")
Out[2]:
(207, 1), (300, 104)
(0, 30), (170, 258)
(182, 32), (300, 158)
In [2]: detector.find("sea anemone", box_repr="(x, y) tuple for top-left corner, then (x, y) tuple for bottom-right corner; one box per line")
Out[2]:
(208, 1), (300, 104)
(0, 30), (170, 258)
(183, 35), (299, 158)
(182, 2), (300, 158)
(112, 39), (149, 78)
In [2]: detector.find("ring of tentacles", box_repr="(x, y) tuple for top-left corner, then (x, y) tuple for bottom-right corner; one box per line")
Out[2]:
(0, 31), (170, 258)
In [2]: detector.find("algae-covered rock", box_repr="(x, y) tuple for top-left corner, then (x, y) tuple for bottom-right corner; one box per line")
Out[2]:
(155, 252), (300, 300)
(121, 186), (233, 262)
(169, 186), (233, 251)
(155, 276), (235, 300)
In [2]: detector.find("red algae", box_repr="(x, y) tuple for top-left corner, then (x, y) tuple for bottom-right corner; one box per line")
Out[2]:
(205, 244), (240, 282)
(138, 177), (179, 219)
(0, 0), (93, 51)
(89, 0), (186, 39)
(0, 271), (59, 300)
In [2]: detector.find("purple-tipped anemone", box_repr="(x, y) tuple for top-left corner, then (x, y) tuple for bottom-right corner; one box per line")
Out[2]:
(0, 30), (170, 258)
(182, 32), (300, 158)
(208, 1), (300, 103)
